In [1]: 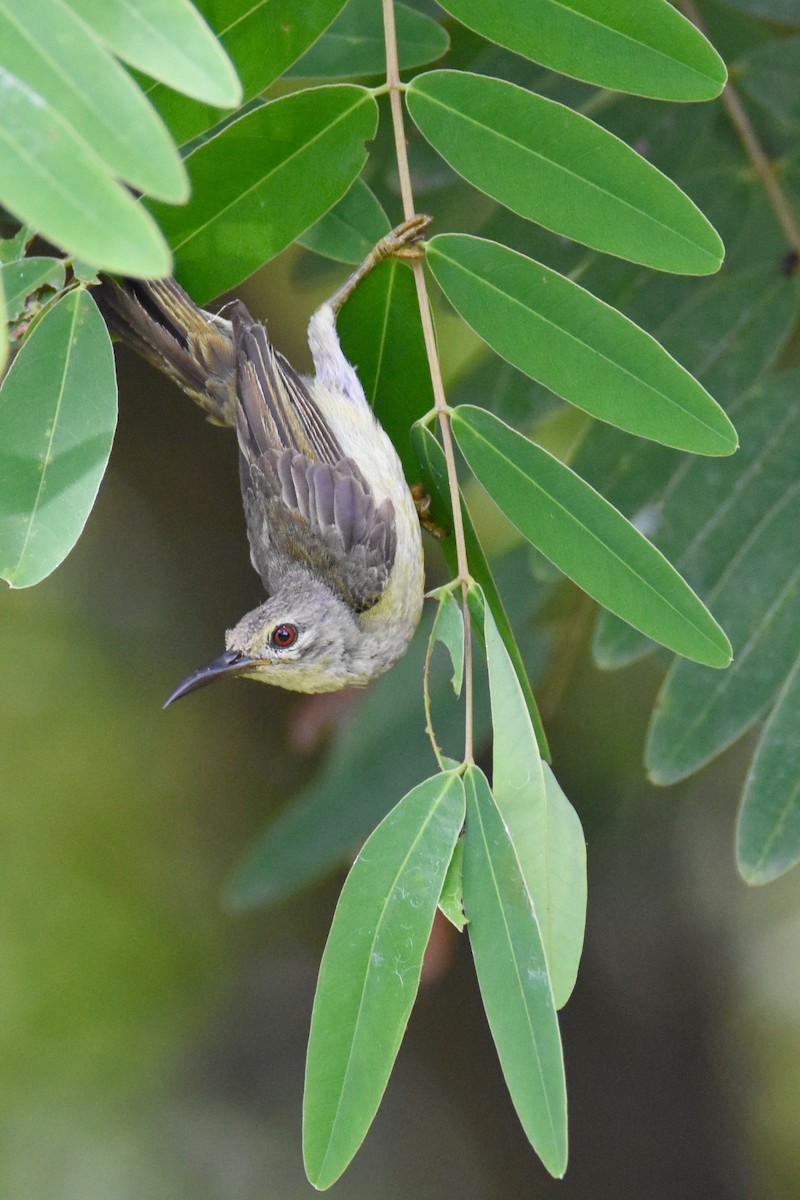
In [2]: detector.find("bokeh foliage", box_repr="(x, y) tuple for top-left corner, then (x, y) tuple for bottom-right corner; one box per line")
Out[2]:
(2, 0), (800, 1189)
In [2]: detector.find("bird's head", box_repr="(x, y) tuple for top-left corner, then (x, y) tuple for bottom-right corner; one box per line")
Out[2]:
(164, 574), (368, 704)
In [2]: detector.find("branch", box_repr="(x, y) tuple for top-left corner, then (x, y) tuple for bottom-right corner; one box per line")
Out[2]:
(382, 0), (474, 761)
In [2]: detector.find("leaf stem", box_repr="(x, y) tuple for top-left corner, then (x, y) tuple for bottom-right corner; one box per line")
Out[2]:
(382, 0), (474, 763)
(679, 0), (800, 256)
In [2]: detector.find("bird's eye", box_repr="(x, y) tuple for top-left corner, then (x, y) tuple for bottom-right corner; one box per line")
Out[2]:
(271, 623), (298, 648)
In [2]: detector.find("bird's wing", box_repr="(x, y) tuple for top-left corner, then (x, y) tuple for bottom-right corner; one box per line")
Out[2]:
(233, 306), (397, 612)
(94, 276), (236, 425)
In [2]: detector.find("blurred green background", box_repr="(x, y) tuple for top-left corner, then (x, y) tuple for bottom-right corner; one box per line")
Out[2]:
(2, 237), (800, 1199)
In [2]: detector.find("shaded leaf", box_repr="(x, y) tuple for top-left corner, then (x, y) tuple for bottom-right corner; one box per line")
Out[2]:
(713, 0), (800, 22)
(439, 835), (467, 930)
(427, 234), (736, 454)
(303, 770), (466, 1188)
(646, 479), (800, 785)
(594, 366), (800, 669)
(437, 0), (726, 100)
(297, 178), (390, 263)
(411, 422), (551, 758)
(146, 0), (346, 146)
(429, 586), (465, 697)
(0, 271), (6, 378)
(737, 655), (800, 884)
(452, 405), (731, 667)
(735, 34), (800, 136)
(149, 85), (379, 302)
(338, 259), (433, 482)
(1, 258), (65, 325)
(290, 0), (449, 77)
(463, 764), (567, 1177)
(224, 609), (491, 911)
(406, 70), (723, 274)
(0, 290), (117, 587)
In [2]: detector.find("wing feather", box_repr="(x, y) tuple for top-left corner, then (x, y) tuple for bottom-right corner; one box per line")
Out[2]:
(233, 307), (397, 612)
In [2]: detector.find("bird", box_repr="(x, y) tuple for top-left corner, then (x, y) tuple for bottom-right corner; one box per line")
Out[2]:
(95, 215), (430, 702)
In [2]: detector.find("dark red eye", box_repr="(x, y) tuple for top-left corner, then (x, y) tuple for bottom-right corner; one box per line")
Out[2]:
(271, 623), (298, 648)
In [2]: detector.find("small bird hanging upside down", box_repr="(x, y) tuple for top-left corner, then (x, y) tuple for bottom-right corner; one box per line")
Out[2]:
(96, 215), (431, 702)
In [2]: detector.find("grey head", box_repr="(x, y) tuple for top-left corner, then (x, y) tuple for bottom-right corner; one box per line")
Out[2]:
(164, 571), (369, 704)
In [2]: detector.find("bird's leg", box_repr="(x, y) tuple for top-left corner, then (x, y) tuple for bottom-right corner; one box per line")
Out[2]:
(325, 213), (432, 317)
(306, 214), (432, 398)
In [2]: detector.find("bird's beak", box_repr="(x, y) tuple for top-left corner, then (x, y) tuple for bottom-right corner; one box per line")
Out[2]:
(164, 649), (256, 708)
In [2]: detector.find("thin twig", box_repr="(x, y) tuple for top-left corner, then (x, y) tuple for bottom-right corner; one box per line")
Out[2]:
(382, 0), (474, 762)
(679, 0), (800, 255)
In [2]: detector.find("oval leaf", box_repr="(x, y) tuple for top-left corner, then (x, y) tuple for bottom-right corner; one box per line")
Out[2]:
(0, 0), (187, 203)
(0, 271), (7, 378)
(63, 0), (242, 107)
(436, 0), (726, 101)
(428, 235), (736, 455)
(406, 70), (723, 275)
(290, 0), (448, 78)
(477, 586), (586, 1008)
(646, 478), (800, 785)
(411, 422), (551, 758)
(737, 656), (800, 884)
(0, 290), (117, 588)
(147, 0), (347, 147)
(1, 258), (66, 325)
(451, 405), (732, 667)
(303, 770), (466, 1189)
(338, 259), (433, 482)
(463, 764), (567, 1177)
(149, 85), (379, 302)
(0, 62), (170, 275)
(297, 177), (390, 263)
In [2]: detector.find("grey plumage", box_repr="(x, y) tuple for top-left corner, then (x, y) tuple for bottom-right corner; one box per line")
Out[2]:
(95, 214), (429, 697)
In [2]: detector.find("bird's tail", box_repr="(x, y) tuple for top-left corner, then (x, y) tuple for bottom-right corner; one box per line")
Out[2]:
(93, 276), (238, 426)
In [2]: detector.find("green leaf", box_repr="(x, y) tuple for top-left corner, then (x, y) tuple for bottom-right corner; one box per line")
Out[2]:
(477, 588), (585, 1007)
(427, 234), (736, 455)
(303, 770), (466, 1189)
(462, 764), (567, 1177)
(406, 70), (724, 275)
(338, 259), (434, 483)
(0, 271), (6, 379)
(289, 0), (448, 77)
(0, 57), (171, 275)
(0, 227), (33, 263)
(411, 422), (551, 759)
(224, 609), (491, 911)
(297, 177), (390, 263)
(737, 655), (800, 884)
(0, 0), (187, 203)
(735, 34), (800, 137)
(63, 0), (241, 106)
(0, 289), (117, 588)
(1, 258), (66, 325)
(149, 85), (379, 302)
(146, 0), (346, 146)
(714, 0), (800, 22)
(452, 405), (732, 667)
(429, 587), (465, 697)
(438, 835), (467, 930)
(593, 363), (800, 670)
(437, 0), (725, 100)
(646, 479), (800, 785)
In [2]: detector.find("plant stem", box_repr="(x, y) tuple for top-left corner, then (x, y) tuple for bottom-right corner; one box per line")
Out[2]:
(679, 0), (800, 256)
(382, 0), (474, 762)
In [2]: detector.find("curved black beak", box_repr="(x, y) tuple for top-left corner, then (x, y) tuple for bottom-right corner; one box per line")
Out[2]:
(163, 649), (255, 708)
